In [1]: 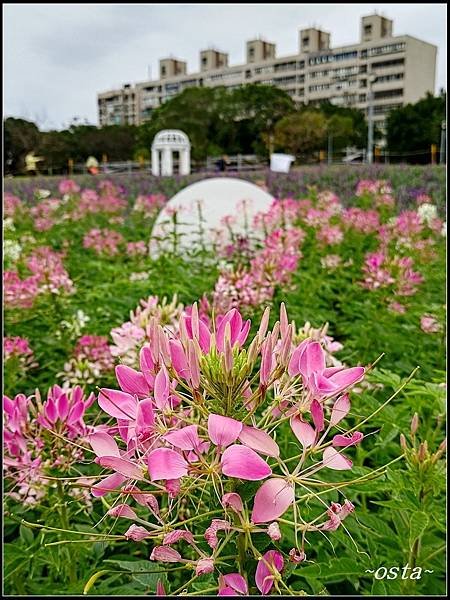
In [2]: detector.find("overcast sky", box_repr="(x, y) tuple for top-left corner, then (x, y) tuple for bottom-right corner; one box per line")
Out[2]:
(3, 3), (447, 130)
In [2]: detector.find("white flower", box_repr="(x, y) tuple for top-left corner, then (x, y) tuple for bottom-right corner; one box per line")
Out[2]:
(4, 239), (22, 262)
(3, 218), (15, 232)
(441, 221), (447, 237)
(417, 203), (438, 225)
(129, 271), (149, 282)
(35, 189), (51, 200)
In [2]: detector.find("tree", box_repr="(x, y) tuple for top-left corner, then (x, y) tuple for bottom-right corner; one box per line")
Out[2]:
(386, 92), (446, 162)
(273, 110), (328, 158)
(137, 84), (295, 161)
(4, 117), (41, 174)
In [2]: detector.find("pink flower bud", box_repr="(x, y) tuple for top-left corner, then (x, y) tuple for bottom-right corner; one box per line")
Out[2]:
(107, 504), (137, 520)
(195, 557), (215, 576)
(150, 546), (182, 563)
(163, 530), (194, 545)
(289, 548), (306, 563)
(124, 525), (152, 541)
(221, 492), (243, 512)
(411, 412), (419, 435)
(267, 522), (282, 541)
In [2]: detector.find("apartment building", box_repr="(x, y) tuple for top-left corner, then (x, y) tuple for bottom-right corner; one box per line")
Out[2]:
(97, 14), (437, 139)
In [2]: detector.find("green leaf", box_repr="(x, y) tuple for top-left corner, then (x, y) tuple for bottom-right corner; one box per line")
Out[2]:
(409, 511), (430, 547)
(19, 524), (34, 546)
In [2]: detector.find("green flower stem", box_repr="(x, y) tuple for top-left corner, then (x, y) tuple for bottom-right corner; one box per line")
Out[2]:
(56, 480), (77, 586)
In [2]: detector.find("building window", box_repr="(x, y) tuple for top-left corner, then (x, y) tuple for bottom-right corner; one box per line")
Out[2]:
(364, 24), (372, 36)
(161, 66), (166, 76)
(359, 94), (367, 102)
(373, 88), (403, 100)
(202, 57), (207, 65)
(249, 47), (254, 57)
(302, 36), (309, 46)
(360, 64), (367, 73)
(298, 60), (305, 69)
(360, 79), (367, 88)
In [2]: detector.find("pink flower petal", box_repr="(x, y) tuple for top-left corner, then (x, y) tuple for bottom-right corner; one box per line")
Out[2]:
(330, 393), (350, 426)
(332, 431), (364, 447)
(98, 388), (137, 420)
(88, 432), (120, 457)
(222, 573), (248, 595)
(163, 530), (194, 545)
(299, 341), (325, 378)
(147, 448), (188, 481)
(255, 550), (284, 594)
(91, 472), (127, 497)
(115, 365), (149, 397)
(208, 414), (242, 447)
(163, 425), (201, 450)
(290, 416), (316, 448)
(97, 456), (144, 480)
(310, 399), (324, 432)
(154, 366), (170, 410)
(322, 447), (353, 470)
(136, 398), (155, 434)
(252, 478), (295, 523)
(287, 339), (309, 377)
(328, 367), (365, 392)
(221, 445), (271, 480)
(238, 425), (279, 457)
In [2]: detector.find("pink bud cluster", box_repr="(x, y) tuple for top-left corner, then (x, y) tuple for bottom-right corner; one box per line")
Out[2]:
(83, 228), (125, 256)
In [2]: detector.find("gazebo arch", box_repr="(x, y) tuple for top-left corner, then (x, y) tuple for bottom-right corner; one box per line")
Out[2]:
(151, 129), (191, 176)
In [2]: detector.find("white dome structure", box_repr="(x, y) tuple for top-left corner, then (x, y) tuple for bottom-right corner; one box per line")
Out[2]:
(150, 177), (275, 256)
(151, 129), (191, 176)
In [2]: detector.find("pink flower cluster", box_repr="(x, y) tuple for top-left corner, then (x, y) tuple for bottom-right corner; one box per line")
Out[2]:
(133, 194), (167, 218)
(420, 314), (442, 334)
(4, 193), (24, 217)
(355, 179), (395, 207)
(60, 335), (115, 387)
(84, 304), (367, 595)
(59, 179), (80, 195)
(361, 252), (423, 299)
(4, 385), (94, 504)
(4, 247), (74, 309)
(343, 207), (380, 234)
(213, 227), (304, 313)
(126, 241), (148, 256)
(69, 185), (127, 220)
(83, 228), (124, 256)
(110, 295), (185, 366)
(4, 336), (38, 375)
(31, 198), (61, 231)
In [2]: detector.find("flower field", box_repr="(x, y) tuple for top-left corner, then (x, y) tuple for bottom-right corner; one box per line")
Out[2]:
(3, 167), (446, 596)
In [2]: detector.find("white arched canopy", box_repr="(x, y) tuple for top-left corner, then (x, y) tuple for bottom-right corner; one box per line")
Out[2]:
(151, 130), (191, 176)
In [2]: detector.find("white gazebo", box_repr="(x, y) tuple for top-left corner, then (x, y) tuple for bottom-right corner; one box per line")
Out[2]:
(151, 130), (191, 176)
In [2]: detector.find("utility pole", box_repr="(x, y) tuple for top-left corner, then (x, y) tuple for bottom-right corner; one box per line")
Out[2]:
(366, 75), (377, 164)
(440, 120), (446, 164)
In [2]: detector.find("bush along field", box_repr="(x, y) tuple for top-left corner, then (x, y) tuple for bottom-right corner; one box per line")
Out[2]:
(3, 174), (446, 596)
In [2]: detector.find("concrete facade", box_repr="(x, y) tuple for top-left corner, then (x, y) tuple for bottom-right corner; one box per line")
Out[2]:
(97, 14), (437, 139)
